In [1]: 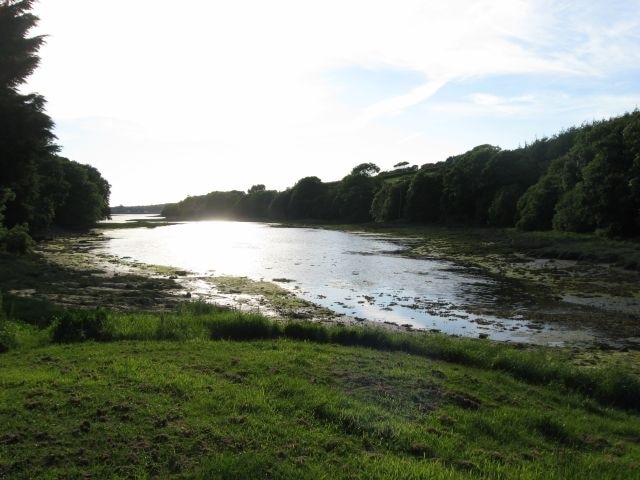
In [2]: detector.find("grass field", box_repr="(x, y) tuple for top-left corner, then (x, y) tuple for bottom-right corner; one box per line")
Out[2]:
(1, 305), (639, 479)
(1, 226), (639, 478)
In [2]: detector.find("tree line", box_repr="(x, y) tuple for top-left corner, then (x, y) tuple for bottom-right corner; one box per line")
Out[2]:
(4, 2), (636, 243)
(164, 111), (640, 238)
(1, 0), (111, 253)
(110, 204), (168, 215)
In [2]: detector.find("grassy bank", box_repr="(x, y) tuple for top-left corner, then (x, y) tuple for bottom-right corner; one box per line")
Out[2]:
(2, 303), (640, 478)
(1, 226), (639, 478)
(7, 303), (638, 409)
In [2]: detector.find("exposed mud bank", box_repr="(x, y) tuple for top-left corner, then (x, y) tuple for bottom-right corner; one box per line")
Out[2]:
(4, 222), (638, 348)
(3, 233), (405, 333)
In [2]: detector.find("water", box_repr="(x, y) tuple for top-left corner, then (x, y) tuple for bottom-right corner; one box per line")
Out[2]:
(96, 216), (596, 345)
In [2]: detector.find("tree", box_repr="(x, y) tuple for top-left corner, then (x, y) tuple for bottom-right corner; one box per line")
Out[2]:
(487, 184), (524, 227)
(268, 189), (292, 220)
(0, 1), (55, 231)
(334, 166), (382, 222)
(479, 150), (537, 227)
(238, 186), (277, 219)
(552, 185), (594, 233)
(0, 188), (13, 248)
(248, 184), (265, 194)
(370, 180), (409, 222)
(440, 145), (500, 223)
(288, 176), (328, 219)
(404, 172), (443, 223)
(350, 162), (380, 177)
(201, 191), (244, 218)
(0, 1), (111, 235)
(623, 114), (640, 232)
(0, 79), (57, 229)
(84, 164), (111, 221)
(31, 155), (68, 231)
(0, 0), (45, 89)
(54, 160), (111, 230)
(161, 111), (640, 235)
(546, 113), (640, 235)
(516, 171), (562, 231)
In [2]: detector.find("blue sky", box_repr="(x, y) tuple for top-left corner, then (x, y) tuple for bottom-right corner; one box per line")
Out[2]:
(25, 0), (640, 205)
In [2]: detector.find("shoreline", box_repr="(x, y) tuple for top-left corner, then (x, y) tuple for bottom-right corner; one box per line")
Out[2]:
(24, 230), (415, 335)
(3, 219), (638, 348)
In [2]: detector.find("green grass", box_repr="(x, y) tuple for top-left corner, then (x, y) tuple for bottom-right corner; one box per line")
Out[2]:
(2, 303), (640, 478)
(1, 335), (639, 478)
(3, 301), (640, 410)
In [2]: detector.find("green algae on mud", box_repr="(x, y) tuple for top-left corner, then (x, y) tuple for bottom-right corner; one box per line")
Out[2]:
(0, 247), (180, 318)
(39, 225), (386, 328)
(315, 223), (640, 346)
(6, 221), (640, 346)
(213, 275), (313, 312)
(0, 233), (338, 326)
(96, 218), (180, 229)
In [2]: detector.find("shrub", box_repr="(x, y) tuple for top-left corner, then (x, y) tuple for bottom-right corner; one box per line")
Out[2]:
(208, 313), (280, 341)
(356, 328), (395, 349)
(329, 327), (361, 346)
(174, 300), (226, 316)
(0, 294), (63, 328)
(0, 295), (13, 352)
(52, 309), (110, 343)
(3, 224), (35, 254)
(587, 368), (640, 411)
(283, 321), (329, 342)
(0, 320), (14, 353)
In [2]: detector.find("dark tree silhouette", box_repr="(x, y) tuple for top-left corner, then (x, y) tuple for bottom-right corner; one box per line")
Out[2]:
(162, 111), (640, 238)
(0, 0), (111, 248)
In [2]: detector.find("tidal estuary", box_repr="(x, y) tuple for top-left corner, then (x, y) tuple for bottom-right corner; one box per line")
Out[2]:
(90, 216), (634, 346)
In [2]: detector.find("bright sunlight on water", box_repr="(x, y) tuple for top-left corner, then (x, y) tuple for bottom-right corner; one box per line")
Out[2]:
(97, 217), (595, 345)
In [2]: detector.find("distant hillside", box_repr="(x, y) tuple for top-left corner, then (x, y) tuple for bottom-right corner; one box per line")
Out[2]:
(110, 204), (168, 215)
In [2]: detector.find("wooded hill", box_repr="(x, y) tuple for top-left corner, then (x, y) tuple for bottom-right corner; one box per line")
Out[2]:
(164, 111), (640, 238)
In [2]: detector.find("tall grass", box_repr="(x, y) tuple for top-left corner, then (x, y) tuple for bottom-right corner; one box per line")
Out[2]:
(2, 300), (638, 411)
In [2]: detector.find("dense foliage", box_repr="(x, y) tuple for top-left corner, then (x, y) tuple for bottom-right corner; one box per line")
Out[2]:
(164, 112), (640, 237)
(0, 0), (110, 252)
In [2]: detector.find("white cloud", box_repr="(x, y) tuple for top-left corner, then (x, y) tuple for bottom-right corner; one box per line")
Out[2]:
(353, 79), (449, 127)
(429, 92), (640, 121)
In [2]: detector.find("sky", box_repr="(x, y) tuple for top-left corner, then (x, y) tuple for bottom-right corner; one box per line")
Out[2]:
(24, 0), (640, 206)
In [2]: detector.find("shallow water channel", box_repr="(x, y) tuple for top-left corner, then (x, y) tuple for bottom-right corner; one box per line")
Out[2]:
(97, 217), (597, 346)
